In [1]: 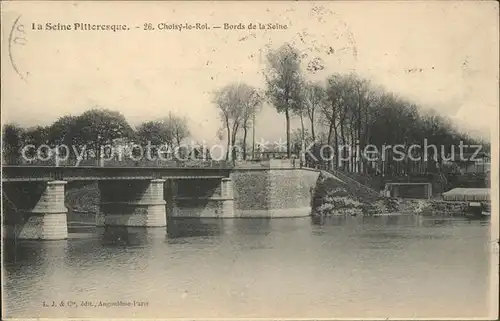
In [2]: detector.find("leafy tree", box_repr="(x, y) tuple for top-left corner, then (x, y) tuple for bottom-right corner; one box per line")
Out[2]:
(47, 115), (80, 147)
(21, 126), (50, 159)
(135, 113), (191, 160)
(22, 126), (49, 145)
(2, 123), (24, 164)
(314, 71), (490, 176)
(264, 43), (304, 158)
(135, 120), (173, 156)
(74, 109), (134, 160)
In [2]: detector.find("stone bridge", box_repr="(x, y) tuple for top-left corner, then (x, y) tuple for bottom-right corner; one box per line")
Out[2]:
(2, 161), (321, 240)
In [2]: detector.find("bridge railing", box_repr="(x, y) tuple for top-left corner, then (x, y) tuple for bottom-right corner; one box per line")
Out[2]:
(3, 158), (233, 168)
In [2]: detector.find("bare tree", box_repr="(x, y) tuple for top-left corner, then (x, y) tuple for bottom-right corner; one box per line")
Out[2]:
(345, 75), (371, 172)
(264, 43), (303, 158)
(213, 83), (263, 161)
(213, 84), (245, 160)
(320, 74), (379, 171)
(304, 81), (326, 142)
(239, 85), (263, 160)
(163, 112), (190, 147)
(321, 74), (349, 168)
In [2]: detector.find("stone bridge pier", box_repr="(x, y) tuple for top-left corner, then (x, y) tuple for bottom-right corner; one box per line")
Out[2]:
(97, 179), (167, 227)
(3, 181), (68, 240)
(96, 176), (235, 225)
(166, 177), (234, 218)
(2, 175), (236, 240)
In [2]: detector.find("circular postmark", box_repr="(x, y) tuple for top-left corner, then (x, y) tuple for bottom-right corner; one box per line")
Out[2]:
(300, 5), (358, 77)
(8, 15), (29, 81)
(255, 4), (358, 79)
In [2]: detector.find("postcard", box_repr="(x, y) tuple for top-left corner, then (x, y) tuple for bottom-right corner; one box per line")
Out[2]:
(1, 1), (498, 319)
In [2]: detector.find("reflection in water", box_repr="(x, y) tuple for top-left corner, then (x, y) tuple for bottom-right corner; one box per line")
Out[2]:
(167, 217), (224, 239)
(3, 239), (67, 266)
(2, 213), (492, 319)
(312, 214), (347, 226)
(98, 226), (167, 247)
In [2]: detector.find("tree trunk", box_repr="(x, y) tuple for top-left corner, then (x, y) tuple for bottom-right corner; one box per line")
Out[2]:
(300, 112), (305, 153)
(252, 112), (256, 160)
(357, 113), (362, 173)
(225, 121), (231, 161)
(340, 119), (345, 170)
(334, 125), (339, 169)
(309, 110), (316, 142)
(363, 106), (369, 174)
(175, 134), (181, 147)
(242, 125), (248, 160)
(327, 122), (334, 147)
(285, 109), (291, 158)
(231, 123), (239, 162)
(350, 124), (355, 172)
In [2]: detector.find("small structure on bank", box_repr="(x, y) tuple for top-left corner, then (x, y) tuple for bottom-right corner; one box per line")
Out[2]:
(442, 187), (491, 216)
(442, 188), (490, 202)
(382, 182), (433, 199)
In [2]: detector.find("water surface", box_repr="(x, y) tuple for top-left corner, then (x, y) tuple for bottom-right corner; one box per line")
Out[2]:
(3, 214), (493, 318)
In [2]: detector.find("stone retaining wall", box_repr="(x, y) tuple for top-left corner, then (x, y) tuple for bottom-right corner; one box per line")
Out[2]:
(231, 168), (320, 217)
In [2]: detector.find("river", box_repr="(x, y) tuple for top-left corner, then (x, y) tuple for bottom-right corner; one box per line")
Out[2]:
(2, 214), (495, 319)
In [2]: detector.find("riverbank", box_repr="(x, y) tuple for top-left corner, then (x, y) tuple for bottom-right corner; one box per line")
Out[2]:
(64, 182), (100, 224)
(14, 172), (479, 222)
(312, 171), (476, 217)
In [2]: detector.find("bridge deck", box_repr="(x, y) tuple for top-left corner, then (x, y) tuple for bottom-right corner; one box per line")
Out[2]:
(3, 176), (225, 182)
(2, 166), (231, 182)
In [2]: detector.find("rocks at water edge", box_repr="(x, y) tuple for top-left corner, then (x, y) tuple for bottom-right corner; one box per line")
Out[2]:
(311, 171), (471, 217)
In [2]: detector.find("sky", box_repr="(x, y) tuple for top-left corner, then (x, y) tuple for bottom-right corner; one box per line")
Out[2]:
(1, 1), (498, 145)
